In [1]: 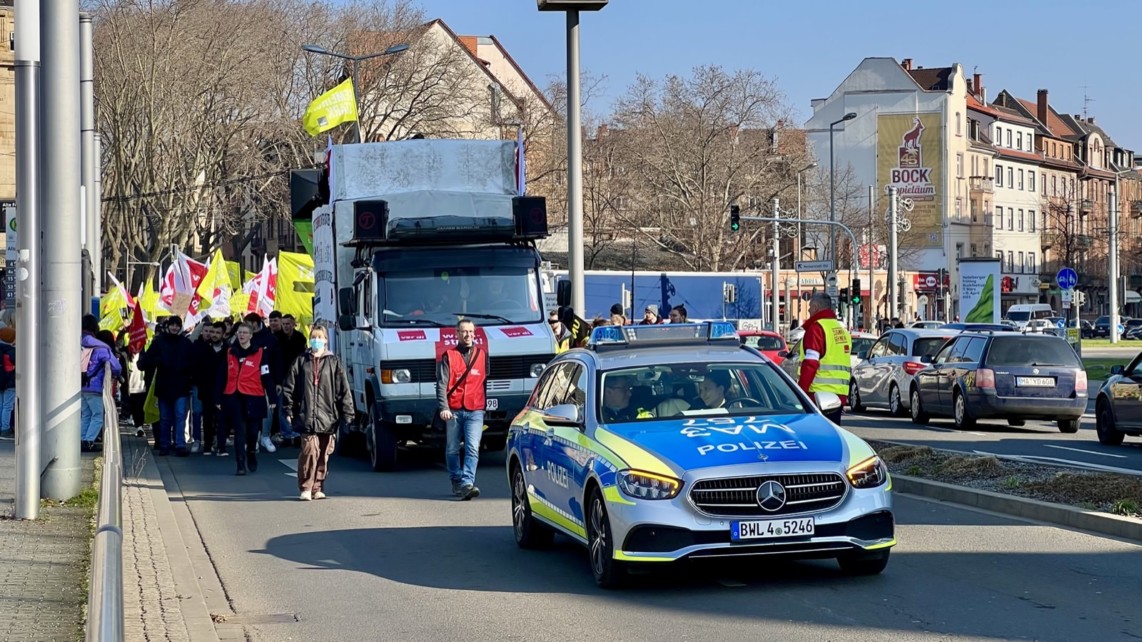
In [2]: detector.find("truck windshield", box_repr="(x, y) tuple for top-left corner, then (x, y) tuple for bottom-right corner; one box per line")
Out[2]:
(380, 266), (542, 327)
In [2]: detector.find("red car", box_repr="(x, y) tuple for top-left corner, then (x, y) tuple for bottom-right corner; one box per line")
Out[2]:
(739, 330), (788, 364)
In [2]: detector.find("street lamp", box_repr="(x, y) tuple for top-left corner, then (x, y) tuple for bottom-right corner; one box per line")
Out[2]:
(301, 43), (410, 143)
(829, 112), (857, 266)
(1109, 167), (1133, 343)
(795, 161), (817, 319)
(538, 0), (608, 316)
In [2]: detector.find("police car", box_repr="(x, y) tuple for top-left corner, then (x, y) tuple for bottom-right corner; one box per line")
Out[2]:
(505, 322), (895, 588)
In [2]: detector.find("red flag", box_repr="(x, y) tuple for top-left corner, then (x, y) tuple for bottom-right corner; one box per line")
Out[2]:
(128, 302), (147, 353)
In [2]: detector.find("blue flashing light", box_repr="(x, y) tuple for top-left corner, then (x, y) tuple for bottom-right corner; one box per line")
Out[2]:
(707, 321), (739, 341)
(590, 325), (628, 346)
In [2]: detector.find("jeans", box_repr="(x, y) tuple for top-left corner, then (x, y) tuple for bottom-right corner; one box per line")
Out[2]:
(190, 387), (203, 442)
(80, 393), (104, 442)
(0, 388), (14, 432)
(158, 396), (189, 451)
(445, 409), (484, 487)
(262, 388), (282, 436)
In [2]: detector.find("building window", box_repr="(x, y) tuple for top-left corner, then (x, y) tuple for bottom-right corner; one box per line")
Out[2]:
(1029, 210), (1036, 232)
(1016, 132), (1023, 149)
(993, 206), (1001, 226)
(996, 251), (1004, 267)
(956, 112), (962, 136)
(956, 242), (964, 258)
(1018, 209), (1024, 231)
(957, 153), (964, 178)
(1018, 251), (1024, 272)
(1051, 175), (1057, 196)
(1009, 207), (1015, 230)
(1006, 130), (1012, 147)
(1007, 167), (1013, 188)
(995, 127), (1002, 146)
(1018, 169), (1024, 190)
(995, 165), (1003, 187)
(955, 197), (962, 220)
(1007, 251), (1014, 272)
(971, 243), (978, 257)
(1028, 253), (1036, 274)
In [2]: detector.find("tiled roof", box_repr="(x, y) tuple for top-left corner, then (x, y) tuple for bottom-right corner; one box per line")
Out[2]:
(992, 104), (1039, 127)
(966, 94), (999, 117)
(906, 67), (954, 91)
(996, 147), (1044, 164)
(1013, 97), (1081, 139)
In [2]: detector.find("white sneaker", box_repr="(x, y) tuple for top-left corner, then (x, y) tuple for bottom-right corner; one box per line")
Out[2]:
(189, 441), (202, 454)
(299, 490), (312, 501)
(313, 491), (326, 500)
(260, 435), (276, 453)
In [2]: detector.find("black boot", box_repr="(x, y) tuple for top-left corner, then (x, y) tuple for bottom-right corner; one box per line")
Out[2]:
(247, 450), (258, 472)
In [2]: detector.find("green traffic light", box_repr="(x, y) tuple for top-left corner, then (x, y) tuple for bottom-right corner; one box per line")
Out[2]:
(731, 221), (740, 232)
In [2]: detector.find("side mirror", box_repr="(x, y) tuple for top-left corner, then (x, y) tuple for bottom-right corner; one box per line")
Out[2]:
(856, 351), (869, 360)
(338, 287), (357, 316)
(556, 280), (572, 308)
(816, 391), (842, 415)
(920, 355), (933, 364)
(542, 403), (582, 428)
(338, 314), (355, 332)
(777, 350), (789, 359)
(1111, 364), (1125, 376)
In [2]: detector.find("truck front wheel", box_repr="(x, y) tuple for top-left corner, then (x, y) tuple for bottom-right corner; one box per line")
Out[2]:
(367, 401), (398, 472)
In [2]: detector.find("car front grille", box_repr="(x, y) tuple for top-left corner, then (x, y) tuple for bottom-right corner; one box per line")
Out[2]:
(688, 473), (847, 517)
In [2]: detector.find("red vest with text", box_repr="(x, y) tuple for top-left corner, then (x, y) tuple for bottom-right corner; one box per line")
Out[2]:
(445, 347), (486, 411)
(224, 348), (267, 397)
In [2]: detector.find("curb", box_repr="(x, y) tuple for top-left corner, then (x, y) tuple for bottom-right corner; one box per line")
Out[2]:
(894, 474), (1142, 543)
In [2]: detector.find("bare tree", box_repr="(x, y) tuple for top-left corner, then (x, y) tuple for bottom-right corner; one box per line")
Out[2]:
(610, 66), (801, 271)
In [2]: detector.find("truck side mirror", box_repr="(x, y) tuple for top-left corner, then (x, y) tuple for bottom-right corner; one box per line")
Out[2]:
(557, 280), (571, 307)
(339, 287), (357, 316)
(338, 314), (355, 332)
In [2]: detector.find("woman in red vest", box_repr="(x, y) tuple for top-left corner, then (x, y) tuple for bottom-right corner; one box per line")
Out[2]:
(215, 322), (274, 475)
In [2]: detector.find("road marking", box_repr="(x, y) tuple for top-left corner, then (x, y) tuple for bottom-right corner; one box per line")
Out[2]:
(973, 449), (1141, 476)
(278, 459), (298, 477)
(1043, 444), (1126, 459)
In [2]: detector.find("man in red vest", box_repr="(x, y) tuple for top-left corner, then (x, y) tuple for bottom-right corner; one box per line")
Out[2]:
(436, 319), (489, 500)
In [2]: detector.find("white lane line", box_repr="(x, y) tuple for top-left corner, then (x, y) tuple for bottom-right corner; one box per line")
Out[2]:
(973, 449), (1141, 476)
(278, 458), (298, 477)
(1043, 444), (1126, 459)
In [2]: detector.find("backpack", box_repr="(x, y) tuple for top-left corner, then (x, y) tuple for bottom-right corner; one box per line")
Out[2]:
(80, 345), (96, 387)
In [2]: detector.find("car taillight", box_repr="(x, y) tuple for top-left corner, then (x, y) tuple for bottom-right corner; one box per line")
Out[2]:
(975, 368), (995, 389)
(1076, 370), (1087, 393)
(902, 361), (926, 375)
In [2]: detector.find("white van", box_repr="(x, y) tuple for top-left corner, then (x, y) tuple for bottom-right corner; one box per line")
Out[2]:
(1003, 303), (1055, 329)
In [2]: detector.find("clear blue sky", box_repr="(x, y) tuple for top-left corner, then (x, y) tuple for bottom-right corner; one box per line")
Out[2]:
(410, 0), (1142, 149)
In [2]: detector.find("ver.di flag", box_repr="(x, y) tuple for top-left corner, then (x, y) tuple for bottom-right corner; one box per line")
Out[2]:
(302, 78), (358, 137)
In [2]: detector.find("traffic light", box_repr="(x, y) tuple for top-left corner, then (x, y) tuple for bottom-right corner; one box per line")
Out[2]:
(730, 205), (740, 232)
(851, 278), (862, 305)
(840, 287), (849, 302)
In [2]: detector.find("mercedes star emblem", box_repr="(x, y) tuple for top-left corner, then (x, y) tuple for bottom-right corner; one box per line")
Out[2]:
(756, 480), (787, 512)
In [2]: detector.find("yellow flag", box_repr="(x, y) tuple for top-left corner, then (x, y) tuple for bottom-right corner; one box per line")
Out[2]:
(195, 249), (232, 318)
(99, 287), (129, 333)
(140, 280), (160, 322)
(275, 251), (315, 335)
(225, 261), (243, 291)
(302, 78), (358, 137)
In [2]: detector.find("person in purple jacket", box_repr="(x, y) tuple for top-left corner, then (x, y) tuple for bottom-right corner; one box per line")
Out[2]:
(81, 314), (122, 452)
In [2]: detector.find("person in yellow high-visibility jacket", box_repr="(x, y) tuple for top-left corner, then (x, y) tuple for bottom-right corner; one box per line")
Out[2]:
(797, 292), (852, 424)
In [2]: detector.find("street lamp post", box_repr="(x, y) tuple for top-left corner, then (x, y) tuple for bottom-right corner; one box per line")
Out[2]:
(1110, 168), (1133, 344)
(301, 43), (410, 143)
(538, 0), (608, 317)
(795, 162), (817, 319)
(828, 112), (857, 266)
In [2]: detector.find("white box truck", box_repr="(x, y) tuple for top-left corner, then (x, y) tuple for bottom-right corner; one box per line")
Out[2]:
(310, 139), (557, 471)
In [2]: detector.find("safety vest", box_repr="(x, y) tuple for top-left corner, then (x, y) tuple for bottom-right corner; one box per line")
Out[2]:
(224, 347), (267, 397)
(554, 334), (570, 354)
(445, 347), (487, 411)
(798, 318), (852, 396)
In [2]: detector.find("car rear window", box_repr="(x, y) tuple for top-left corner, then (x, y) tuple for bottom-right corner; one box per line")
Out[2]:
(744, 335), (784, 351)
(1005, 311), (1031, 322)
(985, 337), (1081, 367)
(912, 337), (950, 358)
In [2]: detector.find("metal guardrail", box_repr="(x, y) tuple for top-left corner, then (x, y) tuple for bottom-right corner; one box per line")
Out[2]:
(86, 362), (124, 642)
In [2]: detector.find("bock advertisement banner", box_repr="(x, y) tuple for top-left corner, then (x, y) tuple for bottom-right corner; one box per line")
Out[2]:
(877, 112), (944, 250)
(959, 259), (1000, 324)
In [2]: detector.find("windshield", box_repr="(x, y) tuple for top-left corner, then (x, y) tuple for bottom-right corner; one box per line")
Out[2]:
(598, 362), (808, 423)
(1005, 311), (1031, 322)
(985, 337), (1081, 367)
(912, 337), (951, 358)
(743, 335), (784, 351)
(852, 337), (876, 357)
(380, 266), (542, 327)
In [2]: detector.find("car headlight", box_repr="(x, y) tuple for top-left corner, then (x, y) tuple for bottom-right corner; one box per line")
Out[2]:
(381, 368), (411, 384)
(529, 363), (545, 378)
(846, 455), (889, 489)
(617, 470), (682, 500)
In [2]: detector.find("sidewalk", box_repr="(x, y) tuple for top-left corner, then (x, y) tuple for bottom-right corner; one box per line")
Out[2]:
(0, 437), (93, 642)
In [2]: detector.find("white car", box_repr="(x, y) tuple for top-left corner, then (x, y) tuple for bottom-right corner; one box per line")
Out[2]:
(780, 331), (878, 379)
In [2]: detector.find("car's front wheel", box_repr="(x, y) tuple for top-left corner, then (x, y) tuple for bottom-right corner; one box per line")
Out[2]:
(511, 462), (554, 549)
(1096, 398), (1126, 445)
(837, 549), (890, 575)
(849, 379), (864, 412)
(586, 487), (626, 588)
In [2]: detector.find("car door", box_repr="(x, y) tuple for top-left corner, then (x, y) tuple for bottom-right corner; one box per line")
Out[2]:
(529, 362), (581, 520)
(936, 337), (971, 410)
(854, 336), (890, 403)
(1109, 354), (1142, 428)
(917, 341), (956, 413)
(521, 363), (572, 512)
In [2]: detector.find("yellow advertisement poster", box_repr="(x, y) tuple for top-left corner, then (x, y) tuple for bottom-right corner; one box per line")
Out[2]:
(877, 113), (943, 249)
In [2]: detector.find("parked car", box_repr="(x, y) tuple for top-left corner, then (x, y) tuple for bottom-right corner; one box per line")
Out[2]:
(780, 331), (878, 381)
(910, 332), (1086, 432)
(848, 329), (959, 416)
(739, 330), (788, 364)
(1123, 318), (1142, 339)
(909, 320), (944, 330)
(1094, 355), (1142, 445)
(1080, 319), (1095, 338)
(941, 323), (1016, 332)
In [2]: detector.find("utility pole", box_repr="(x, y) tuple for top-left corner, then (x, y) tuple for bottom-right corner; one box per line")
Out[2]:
(14, 0), (41, 519)
(771, 198), (780, 333)
(1110, 186), (1120, 344)
(565, 11), (585, 316)
(867, 185), (874, 326)
(80, 13), (97, 307)
(888, 187), (899, 323)
(40, 0), (84, 500)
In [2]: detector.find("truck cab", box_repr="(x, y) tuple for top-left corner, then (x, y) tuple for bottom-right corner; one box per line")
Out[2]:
(313, 140), (556, 471)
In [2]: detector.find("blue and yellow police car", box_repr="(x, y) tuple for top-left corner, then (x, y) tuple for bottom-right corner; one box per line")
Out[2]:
(506, 322), (895, 587)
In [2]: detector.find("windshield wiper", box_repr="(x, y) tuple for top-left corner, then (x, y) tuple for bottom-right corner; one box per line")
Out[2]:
(395, 318), (445, 327)
(453, 312), (514, 324)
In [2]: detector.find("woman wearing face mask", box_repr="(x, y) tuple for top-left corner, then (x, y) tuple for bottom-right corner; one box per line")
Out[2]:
(280, 324), (354, 500)
(214, 322), (274, 475)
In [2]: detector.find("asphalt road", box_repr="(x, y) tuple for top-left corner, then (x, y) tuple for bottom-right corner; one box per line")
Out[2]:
(842, 405), (1142, 475)
(160, 445), (1142, 641)
(1080, 344), (1140, 359)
